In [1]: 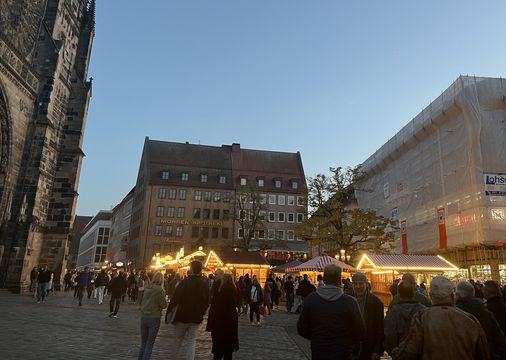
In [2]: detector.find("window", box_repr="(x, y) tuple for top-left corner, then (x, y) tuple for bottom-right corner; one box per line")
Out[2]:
(239, 210), (246, 220)
(214, 192), (221, 202)
(195, 191), (202, 201)
(274, 179), (282, 188)
(193, 208), (201, 219)
(156, 206), (164, 217)
(158, 188), (167, 199)
(162, 171), (170, 180)
(191, 226), (199, 238)
(166, 225), (173, 236)
(288, 213), (295, 223)
(258, 229), (265, 239)
(201, 174), (208, 183)
(297, 196), (305, 206)
(213, 209), (220, 220)
(278, 195), (285, 205)
(168, 189), (177, 199)
(223, 192), (231, 202)
(259, 211), (266, 221)
(277, 230), (285, 240)
(297, 213), (304, 223)
(240, 177), (247, 186)
(176, 226), (183, 237)
(257, 177), (265, 187)
(167, 207), (175, 218)
(219, 176), (227, 184)
(97, 227), (110, 245)
(249, 211), (255, 221)
(204, 191), (212, 202)
(268, 212), (275, 222)
(268, 195), (276, 205)
(203, 209), (210, 219)
(177, 207), (185, 218)
(287, 196), (295, 206)
(287, 230), (294, 240)
(223, 210), (230, 219)
(179, 189), (187, 200)
(278, 212), (285, 222)
(181, 172), (189, 181)
(203, 227), (210, 238)
(212, 227), (219, 238)
(260, 194), (267, 204)
(291, 180), (299, 189)
(238, 229), (244, 239)
(268, 229), (275, 240)
(222, 228), (229, 239)
(154, 225), (162, 236)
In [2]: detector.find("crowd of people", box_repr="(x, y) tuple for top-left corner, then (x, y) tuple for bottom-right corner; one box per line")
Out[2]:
(29, 262), (506, 360)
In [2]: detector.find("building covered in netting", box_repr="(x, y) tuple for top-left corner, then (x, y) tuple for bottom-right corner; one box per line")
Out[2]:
(356, 76), (506, 282)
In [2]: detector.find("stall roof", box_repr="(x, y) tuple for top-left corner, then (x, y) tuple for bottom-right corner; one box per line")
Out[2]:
(205, 250), (270, 268)
(271, 260), (303, 273)
(287, 255), (355, 273)
(356, 254), (459, 272)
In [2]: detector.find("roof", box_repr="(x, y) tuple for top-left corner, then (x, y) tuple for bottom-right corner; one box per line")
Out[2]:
(82, 210), (113, 235)
(206, 250), (270, 267)
(72, 215), (93, 238)
(287, 255), (355, 272)
(356, 254), (459, 271)
(271, 260), (303, 273)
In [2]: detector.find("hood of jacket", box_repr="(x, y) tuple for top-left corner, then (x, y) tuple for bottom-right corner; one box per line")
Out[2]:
(457, 296), (486, 317)
(143, 284), (163, 297)
(391, 301), (426, 322)
(316, 285), (344, 301)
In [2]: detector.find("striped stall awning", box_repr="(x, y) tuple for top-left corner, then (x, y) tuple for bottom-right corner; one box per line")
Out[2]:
(356, 254), (459, 272)
(286, 255), (356, 273)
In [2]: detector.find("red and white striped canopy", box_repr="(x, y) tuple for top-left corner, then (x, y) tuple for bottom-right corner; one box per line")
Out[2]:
(286, 255), (355, 273)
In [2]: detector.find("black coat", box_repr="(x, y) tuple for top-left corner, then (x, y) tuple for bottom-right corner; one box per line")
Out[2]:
(37, 270), (51, 283)
(206, 283), (239, 353)
(95, 272), (109, 287)
(246, 284), (263, 304)
(167, 275), (209, 324)
(108, 276), (127, 297)
(356, 292), (384, 360)
(297, 279), (316, 298)
(487, 296), (506, 336)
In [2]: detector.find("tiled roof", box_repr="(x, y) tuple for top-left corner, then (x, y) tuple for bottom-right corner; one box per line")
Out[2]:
(287, 255), (355, 272)
(359, 254), (458, 270)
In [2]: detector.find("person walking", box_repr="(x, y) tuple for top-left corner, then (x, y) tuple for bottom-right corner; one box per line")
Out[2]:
(95, 269), (109, 304)
(63, 271), (72, 292)
(284, 276), (295, 312)
(206, 274), (239, 360)
(352, 272), (384, 360)
(384, 280), (426, 354)
(263, 283), (272, 315)
(108, 271), (127, 317)
(391, 276), (490, 360)
(248, 277), (263, 326)
(36, 266), (51, 303)
(456, 280), (506, 360)
(30, 266), (38, 296)
(87, 272), (96, 299)
(138, 272), (167, 360)
(483, 280), (506, 336)
(75, 267), (90, 306)
(297, 264), (366, 359)
(388, 273), (431, 311)
(166, 261), (209, 360)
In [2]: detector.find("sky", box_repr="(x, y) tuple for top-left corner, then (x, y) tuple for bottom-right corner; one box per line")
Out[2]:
(77, 0), (506, 216)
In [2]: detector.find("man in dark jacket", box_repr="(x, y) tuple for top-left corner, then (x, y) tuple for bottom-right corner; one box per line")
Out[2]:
(284, 276), (295, 312)
(483, 280), (506, 335)
(384, 280), (426, 354)
(166, 260), (209, 359)
(75, 267), (90, 306)
(456, 280), (506, 360)
(352, 272), (384, 360)
(298, 264), (366, 359)
(36, 266), (52, 303)
(108, 271), (127, 317)
(388, 273), (431, 311)
(297, 274), (316, 298)
(95, 269), (109, 304)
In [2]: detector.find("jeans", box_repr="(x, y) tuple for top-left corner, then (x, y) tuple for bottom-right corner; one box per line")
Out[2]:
(110, 295), (121, 315)
(285, 292), (294, 312)
(249, 302), (260, 323)
(37, 282), (48, 302)
(96, 286), (106, 304)
(173, 322), (200, 360)
(138, 317), (161, 360)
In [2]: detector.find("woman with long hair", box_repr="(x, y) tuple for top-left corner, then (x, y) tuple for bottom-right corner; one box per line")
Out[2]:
(206, 274), (239, 360)
(249, 277), (263, 325)
(138, 272), (167, 360)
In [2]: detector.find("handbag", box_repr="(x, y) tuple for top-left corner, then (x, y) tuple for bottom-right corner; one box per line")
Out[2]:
(259, 305), (266, 316)
(165, 305), (178, 324)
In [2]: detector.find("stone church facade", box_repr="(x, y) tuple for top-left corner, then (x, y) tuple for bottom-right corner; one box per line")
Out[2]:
(0, 0), (95, 291)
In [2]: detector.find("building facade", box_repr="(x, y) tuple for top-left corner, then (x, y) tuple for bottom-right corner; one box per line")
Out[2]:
(77, 211), (112, 269)
(356, 76), (506, 282)
(0, 0), (95, 291)
(66, 215), (92, 270)
(128, 139), (308, 269)
(108, 188), (134, 266)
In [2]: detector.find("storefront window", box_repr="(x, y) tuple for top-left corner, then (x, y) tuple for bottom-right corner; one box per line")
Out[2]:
(499, 264), (506, 284)
(469, 265), (491, 282)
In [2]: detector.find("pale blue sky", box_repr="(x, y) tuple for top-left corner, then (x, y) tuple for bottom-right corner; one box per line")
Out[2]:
(77, 0), (506, 215)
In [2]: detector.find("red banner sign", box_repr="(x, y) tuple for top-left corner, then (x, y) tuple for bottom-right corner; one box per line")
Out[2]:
(401, 220), (408, 254)
(438, 208), (447, 249)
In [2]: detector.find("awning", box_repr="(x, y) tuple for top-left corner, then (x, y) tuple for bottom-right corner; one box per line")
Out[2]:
(287, 255), (355, 273)
(271, 260), (303, 273)
(356, 254), (459, 272)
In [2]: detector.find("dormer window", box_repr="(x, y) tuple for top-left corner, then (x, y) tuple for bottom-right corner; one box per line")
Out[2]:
(181, 172), (189, 181)
(200, 174), (208, 183)
(291, 179), (299, 189)
(161, 171), (170, 180)
(274, 178), (282, 189)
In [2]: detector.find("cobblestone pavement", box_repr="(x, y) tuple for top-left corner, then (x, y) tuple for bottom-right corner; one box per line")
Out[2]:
(0, 290), (310, 360)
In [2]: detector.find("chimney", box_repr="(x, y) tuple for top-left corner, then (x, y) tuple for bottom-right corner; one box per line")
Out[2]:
(231, 143), (241, 152)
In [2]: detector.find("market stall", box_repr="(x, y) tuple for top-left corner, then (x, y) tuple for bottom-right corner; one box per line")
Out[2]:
(271, 260), (303, 277)
(286, 255), (355, 283)
(355, 254), (459, 306)
(204, 250), (271, 284)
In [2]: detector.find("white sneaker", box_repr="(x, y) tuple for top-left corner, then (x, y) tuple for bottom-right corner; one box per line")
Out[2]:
(250, 322), (255, 326)
(257, 322), (261, 327)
